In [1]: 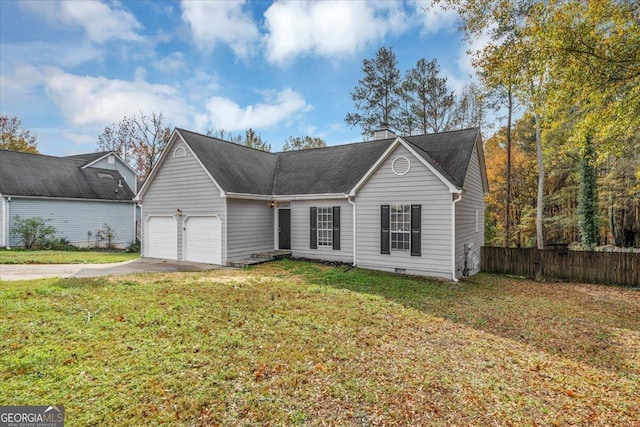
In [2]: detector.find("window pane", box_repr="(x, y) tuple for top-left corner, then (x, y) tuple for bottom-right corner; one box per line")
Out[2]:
(317, 207), (333, 246)
(390, 204), (410, 251)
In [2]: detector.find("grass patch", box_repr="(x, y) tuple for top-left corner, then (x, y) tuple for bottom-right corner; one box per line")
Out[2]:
(1, 260), (638, 425)
(0, 250), (139, 264)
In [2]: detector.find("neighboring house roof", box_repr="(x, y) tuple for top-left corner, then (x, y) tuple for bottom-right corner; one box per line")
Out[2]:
(64, 151), (112, 163)
(143, 127), (483, 198)
(0, 150), (135, 201)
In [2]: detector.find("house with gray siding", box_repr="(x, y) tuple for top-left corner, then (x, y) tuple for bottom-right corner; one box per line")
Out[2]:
(137, 127), (488, 280)
(0, 150), (137, 249)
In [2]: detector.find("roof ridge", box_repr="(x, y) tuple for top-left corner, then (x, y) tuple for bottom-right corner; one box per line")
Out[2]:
(0, 149), (87, 164)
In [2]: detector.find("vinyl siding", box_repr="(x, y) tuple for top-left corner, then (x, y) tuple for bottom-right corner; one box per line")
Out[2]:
(355, 144), (453, 279)
(140, 140), (226, 262)
(455, 142), (485, 277)
(227, 198), (274, 261)
(88, 156), (137, 193)
(290, 198), (353, 263)
(7, 198), (134, 247)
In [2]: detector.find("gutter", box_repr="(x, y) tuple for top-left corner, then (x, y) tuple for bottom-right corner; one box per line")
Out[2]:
(348, 196), (356, 266)
(451, 192), (463, 282)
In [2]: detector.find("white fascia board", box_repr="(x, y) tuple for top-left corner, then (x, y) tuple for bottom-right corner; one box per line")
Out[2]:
(178, 133), (226, 198)
(135, 129), (226, 201)
(226, 192), (349, 201)
(348, 137), (461, 196)
(476, 133), (490, 194)
(348, 138), (402, 197)
(136, 129), (179, 200)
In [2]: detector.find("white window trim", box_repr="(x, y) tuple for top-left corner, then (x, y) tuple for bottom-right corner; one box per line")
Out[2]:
(390, 204), (410, 252)
(317, 207), (333, 247)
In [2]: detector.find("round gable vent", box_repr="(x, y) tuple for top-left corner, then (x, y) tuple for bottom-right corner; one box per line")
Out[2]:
(392, 156), (410, 175)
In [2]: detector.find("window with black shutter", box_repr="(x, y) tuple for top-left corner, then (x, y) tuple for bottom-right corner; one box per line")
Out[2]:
(332, 206), (340, 250)
(381, 205), (390, 254)
(310, 207), (317, 249)
(410, 204), (421, 256)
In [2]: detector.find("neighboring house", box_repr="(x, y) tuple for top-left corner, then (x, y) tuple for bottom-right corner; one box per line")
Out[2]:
(136, 127), (488, 280)
(0, 150), (137, 249)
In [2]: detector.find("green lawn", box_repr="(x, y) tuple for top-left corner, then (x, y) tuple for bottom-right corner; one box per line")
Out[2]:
(1, 260), (638, 425)
(0, 250), (139, 264)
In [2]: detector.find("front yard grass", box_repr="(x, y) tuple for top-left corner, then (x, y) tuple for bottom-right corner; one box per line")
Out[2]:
(1, 260), (638, 425)
(0, 250), (139, 264)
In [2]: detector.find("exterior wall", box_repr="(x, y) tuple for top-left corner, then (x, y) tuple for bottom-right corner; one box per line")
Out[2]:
(355, 144), (453, 279)
(226, 198), (274, 261)
(455, 143), (485, 278)
(88, 156), (138, 193)
(290, 198), (354, 263)
(7, 198), (134, 248)
(140, 139), (227, 262)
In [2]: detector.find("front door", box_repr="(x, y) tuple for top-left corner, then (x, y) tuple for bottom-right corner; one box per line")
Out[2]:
(278, 209), (291, 249)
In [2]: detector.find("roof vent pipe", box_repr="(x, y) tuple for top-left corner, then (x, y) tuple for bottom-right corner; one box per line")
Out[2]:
(373, 122), (396, 140)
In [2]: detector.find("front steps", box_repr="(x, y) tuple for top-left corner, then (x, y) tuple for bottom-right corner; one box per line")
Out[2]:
(226, 250), (291, 268)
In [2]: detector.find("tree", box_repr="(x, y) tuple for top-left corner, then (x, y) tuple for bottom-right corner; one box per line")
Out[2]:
(206, 128), (271, 152)
(97, 112), (171, 179)
(345, 47), (402, 137)
(206, 128), (243, 144)
(282, 136), (327, 151)
(243, 129), (271, 152)
(0, 116), (39, 153)
(405, 58), (458, 133)
(577, 135), (598, 249)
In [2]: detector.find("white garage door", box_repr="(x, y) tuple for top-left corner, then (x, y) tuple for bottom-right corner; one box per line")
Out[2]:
(145, 216), (177, 260)
(184, 216), (222, 264)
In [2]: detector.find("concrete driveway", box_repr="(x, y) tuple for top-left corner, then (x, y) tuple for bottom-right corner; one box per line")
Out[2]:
(0, 258), (220, 281)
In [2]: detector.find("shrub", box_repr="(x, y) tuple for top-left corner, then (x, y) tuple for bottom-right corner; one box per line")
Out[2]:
(11, 216), (57, 249)
(97, 224), (117, 249)
(126, 238), (140, 253)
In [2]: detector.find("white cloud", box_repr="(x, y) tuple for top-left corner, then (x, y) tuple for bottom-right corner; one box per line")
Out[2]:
(0, 41), (102, 68)
(457, 26), (494, 78)
(21, 0), (142, 44)
(197, 88), (310, 132)
(263, 0), (408, 66)
(412, 1), (459, 34)
(153, 52), (187, 73)
(41, 67), (194, 128)
(181, 0), (259, 58)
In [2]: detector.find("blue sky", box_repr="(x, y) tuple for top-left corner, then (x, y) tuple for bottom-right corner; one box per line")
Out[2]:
(0, 0), (486, 155)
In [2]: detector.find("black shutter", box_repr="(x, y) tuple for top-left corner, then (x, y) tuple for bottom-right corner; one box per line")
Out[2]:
(411, 204), (421, 256)
(310, 207), (317, 249)
(381, 205), (390, 254)
(332, 206), (341, 250)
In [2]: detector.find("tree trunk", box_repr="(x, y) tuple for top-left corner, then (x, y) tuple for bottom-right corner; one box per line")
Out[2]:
(534, 112), (545, 250)
(505, 87), (513, 247)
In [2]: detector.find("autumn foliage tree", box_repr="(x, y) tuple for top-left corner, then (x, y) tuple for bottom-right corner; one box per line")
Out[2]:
(97, 112), (171, 179)
(0, 116), (39, 153)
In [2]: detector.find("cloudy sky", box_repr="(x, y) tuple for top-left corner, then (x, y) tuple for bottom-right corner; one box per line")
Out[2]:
(0, 0), (481, 155)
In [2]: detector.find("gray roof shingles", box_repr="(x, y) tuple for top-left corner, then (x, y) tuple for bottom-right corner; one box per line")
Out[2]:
(175, 127), (481, 196)
(0, 150), (135, 201)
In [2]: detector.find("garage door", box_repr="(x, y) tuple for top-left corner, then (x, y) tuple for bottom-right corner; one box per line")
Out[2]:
(145, 216), (177, 260)
(184, 216), (222, 264)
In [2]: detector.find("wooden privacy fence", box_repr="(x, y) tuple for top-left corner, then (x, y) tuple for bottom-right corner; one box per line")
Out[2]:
(481, 246), (640, 287)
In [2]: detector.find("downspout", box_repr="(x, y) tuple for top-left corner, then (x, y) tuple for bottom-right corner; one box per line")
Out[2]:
(4, 196), (11, 249)
(1, 196), (6, 248)
(348, 196), (356, 266)
(451, 193), (463, 282)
